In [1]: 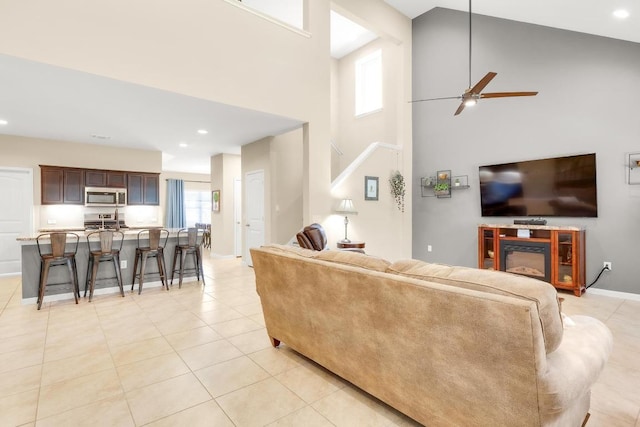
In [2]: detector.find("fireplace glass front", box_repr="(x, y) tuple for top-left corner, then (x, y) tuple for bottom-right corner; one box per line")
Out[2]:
(500, 241), (551, 282)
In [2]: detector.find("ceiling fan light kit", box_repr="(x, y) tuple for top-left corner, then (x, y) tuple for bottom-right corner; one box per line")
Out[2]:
(411, 0), (538, 116)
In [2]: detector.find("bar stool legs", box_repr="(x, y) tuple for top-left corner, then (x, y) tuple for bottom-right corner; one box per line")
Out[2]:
(36, 232), (80, 310)
(37, 256), (79, 310)
(170, 244), (205, 288)
(170, 228), (206, 289)
(84, 230), (125, 302)
(130, 229), (169, 295)
(85, 251), (124, 302)
(131, 247), (168, 295)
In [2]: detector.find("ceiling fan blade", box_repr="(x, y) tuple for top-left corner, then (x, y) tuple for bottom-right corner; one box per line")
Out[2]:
(454, 101), (467, 116)
(410, 96), (461, 103)
(469, 72), (497, 94)
(480, 91), (538, 99)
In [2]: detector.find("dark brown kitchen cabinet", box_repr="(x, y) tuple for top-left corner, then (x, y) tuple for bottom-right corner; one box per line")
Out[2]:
(41, 167), (64, 204)
(85, 170), (106, 187)
(84, 170), (127, 188)
(127, 173), (159, 205)
(107, 171), (127, 188)
(40, 166), (84, 205)
(41, 165), (157, 205)
(63, 169), (84, 203)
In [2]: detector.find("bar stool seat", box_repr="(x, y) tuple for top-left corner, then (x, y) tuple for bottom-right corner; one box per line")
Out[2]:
(85, 230), (125, 302)
(170, 227), (206, 288)
(131, 228), (169, 294)
(36, 232), (80, 310)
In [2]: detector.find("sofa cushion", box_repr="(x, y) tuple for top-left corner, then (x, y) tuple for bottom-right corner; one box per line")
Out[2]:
(263, 244), (320, 259)
(387, 259), (563, 354)
(316, 250), (391, 272)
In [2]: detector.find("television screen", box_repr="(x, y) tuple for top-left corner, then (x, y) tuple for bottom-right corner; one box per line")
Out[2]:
(479, 153), (598, 217)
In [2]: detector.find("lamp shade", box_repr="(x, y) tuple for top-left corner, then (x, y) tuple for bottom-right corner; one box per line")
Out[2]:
(336, 198), (357, 215)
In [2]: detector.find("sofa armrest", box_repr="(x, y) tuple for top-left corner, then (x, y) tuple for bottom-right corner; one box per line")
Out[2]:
(539, 315), (613, 412)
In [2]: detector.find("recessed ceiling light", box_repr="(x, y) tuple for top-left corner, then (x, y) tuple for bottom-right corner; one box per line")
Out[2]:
(179, 142), (188, 148)
(0, 119), (8, 125)
(197, 129), (208, 135)
(613, 9), (630, 19)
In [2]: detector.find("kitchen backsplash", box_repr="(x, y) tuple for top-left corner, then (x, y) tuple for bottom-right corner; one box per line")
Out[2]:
(38, 205), (161, 230)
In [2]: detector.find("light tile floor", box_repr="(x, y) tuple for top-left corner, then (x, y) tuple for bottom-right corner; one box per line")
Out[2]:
(1, 254), (639, 426)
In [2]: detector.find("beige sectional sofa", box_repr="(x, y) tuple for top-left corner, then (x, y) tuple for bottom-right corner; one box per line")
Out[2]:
(250, 244), (613, 427)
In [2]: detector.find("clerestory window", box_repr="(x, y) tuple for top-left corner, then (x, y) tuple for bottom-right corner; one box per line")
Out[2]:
(355, 49), (382, 116)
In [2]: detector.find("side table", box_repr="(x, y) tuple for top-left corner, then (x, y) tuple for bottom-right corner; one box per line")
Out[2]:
(337, 241), (365, 250)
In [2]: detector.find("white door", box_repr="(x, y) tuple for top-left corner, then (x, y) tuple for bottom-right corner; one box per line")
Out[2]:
(244, 170), (264, 266)
(0, 168), (33, 276)
(234, 178), (242, 257)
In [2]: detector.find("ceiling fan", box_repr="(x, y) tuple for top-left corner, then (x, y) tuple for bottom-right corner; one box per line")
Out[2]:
(411, 0), (538, 116)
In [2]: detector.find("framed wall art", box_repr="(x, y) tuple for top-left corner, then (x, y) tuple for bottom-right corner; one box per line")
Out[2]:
(212, 190), (220, 212)
(365, 176), (379, 201)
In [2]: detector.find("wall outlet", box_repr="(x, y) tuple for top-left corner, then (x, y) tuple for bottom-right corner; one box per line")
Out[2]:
(47, 219), (57, 224)
(120, 260), (127, 269)
(603, 261), (612, 271)
(427, 245), (433, 252)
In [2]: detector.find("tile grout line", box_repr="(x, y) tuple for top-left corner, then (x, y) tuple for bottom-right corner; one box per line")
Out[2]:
(33, 299), (52, 424)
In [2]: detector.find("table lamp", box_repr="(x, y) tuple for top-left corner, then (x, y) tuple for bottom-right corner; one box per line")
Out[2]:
(336, 198), (358, 243)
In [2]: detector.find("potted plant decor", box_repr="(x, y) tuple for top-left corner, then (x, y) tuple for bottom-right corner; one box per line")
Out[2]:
(434, 182), (450, 197)
(389, 171), (405, 212)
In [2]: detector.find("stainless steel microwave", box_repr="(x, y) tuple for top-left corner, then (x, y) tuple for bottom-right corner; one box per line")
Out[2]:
(85, 187), (127, 207)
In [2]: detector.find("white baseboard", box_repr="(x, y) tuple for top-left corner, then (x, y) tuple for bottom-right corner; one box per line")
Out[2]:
(0, 272), (21, 278)
(586, 287), (640, 302)
(210, 253), (236, 259)
(20, 278), (200, 305)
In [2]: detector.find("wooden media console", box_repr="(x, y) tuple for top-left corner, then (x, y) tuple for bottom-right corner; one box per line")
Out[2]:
(478, 224), (586, 296)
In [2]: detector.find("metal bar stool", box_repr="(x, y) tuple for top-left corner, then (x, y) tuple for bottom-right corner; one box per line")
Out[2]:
(170, 227), (206, 288)
(131, 228), (169, 294)
(35, 232), (80, 310)
(196, 222), (211, 249)
(85, 230), (125, 302)
(204, 224), (211, 249)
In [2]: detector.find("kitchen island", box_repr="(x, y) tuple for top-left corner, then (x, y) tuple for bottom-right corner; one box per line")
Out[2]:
(17, 229), (202, 304)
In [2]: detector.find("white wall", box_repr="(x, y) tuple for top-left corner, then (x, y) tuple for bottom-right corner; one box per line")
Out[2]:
(270, 129), (304, 244)
(0, 0), (412, 260)
(412, 8), (640, 294)
(0, 0), (331, 223)
(210, 154), (241, 257)
(328, 2), (412, 260)
(240, 0), (303, 30)
(333, 37), (400, 173)
(0, 134), (162, 231)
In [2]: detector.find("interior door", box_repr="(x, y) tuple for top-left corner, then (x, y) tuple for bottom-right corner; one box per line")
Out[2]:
(234, 178), (242, 257)
(0, 168), (33, 275)
(244, 170), (264, 266)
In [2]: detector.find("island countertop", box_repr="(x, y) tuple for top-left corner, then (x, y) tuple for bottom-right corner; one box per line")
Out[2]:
(17, 228), (182, 244)
(18, 228), (200, 304)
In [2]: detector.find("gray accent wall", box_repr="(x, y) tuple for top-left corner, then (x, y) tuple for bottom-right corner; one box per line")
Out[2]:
(412, 8), (640, 294)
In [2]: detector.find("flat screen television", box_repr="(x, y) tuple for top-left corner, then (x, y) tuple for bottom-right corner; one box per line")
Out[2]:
(479, 153), (598, 217)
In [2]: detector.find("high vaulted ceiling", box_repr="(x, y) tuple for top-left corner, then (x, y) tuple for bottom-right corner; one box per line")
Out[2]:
(385, 0), (639, 44)
(1, 1), (636, 174)
(0, 54), (303, 175)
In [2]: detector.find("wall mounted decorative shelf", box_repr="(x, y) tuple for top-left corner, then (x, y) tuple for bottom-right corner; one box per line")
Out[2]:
(628, 153), (640, 184)
(421, 173), (469, 198)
